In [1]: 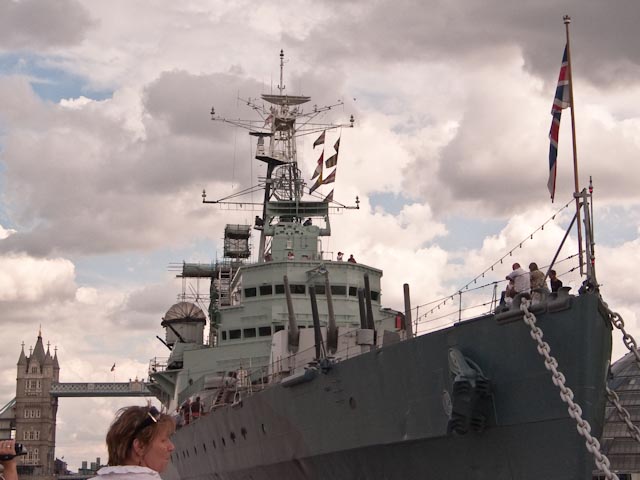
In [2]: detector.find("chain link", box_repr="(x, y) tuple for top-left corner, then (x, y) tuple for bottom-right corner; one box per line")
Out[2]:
(599, 300), (640, 446)
(520, 300), (619, 480)
(606, 386), (640, 443)
(601, 302), (640, 367)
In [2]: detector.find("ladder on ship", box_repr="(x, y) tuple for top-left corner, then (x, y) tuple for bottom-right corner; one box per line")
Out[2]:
(218, 265), (233, 307)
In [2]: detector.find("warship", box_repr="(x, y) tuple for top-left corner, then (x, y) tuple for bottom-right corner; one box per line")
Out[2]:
(147, 51), (617, 479)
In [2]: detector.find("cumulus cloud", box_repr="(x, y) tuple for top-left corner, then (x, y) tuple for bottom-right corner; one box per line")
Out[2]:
(0, 254), (76, 301)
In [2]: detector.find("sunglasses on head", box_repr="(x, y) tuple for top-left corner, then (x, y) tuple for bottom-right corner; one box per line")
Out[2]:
(132, 406), (160, 439)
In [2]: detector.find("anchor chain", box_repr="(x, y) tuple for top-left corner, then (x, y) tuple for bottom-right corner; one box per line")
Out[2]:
(520, 300), (619, 480)
(606, 386), (640, 443)
(599, 302), (640, 444)
(602, 303), (640, 367)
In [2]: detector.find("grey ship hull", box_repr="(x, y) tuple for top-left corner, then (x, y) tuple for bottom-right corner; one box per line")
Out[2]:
(167, 293), (611, 480)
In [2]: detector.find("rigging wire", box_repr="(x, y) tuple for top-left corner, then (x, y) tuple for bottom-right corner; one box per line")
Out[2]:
(409, 196), (578, 321)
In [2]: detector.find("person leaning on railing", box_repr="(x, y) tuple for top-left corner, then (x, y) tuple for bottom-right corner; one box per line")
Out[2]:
(0, 440), (18, 480)
(90, 405), (175, 480)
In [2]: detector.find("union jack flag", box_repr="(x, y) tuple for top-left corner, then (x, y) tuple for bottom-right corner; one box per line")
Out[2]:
(548, 45), (571, 202)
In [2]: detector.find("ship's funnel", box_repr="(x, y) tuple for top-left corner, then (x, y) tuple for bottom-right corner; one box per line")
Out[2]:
(161, 301), (206, 347)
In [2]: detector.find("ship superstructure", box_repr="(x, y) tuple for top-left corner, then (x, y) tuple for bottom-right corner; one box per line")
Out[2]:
(148, 50), (401, 410)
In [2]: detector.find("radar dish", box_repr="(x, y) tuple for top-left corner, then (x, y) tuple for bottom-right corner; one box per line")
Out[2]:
(162, 301), (206, 323)
(272, 164), (304, 200)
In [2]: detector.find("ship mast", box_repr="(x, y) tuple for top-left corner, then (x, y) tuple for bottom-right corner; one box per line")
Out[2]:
(207, 50), (355, 261)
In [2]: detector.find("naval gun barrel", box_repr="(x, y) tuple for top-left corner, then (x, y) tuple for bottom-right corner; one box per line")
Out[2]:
(283, 275), (300, 352)
(403, 283), (414, 338)
(324, 273), (338, 354)
(357, 288), (367, 329)
(363, 273), (375, 330)
(309, 286), (324, 360)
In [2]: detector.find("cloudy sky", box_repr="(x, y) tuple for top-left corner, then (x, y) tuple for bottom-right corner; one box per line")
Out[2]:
(1, 0), (639, 471)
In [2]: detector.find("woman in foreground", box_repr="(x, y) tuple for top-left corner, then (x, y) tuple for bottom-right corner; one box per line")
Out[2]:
(92, 406), (175, 480)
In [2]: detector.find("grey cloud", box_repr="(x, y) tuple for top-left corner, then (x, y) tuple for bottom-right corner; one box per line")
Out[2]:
(0, 0), (93, 50)
(143, 71), (260, 140)
(297, 0), (640, 88)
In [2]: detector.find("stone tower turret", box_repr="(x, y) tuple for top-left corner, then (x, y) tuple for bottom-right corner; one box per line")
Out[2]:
(15, 331), (59, 480)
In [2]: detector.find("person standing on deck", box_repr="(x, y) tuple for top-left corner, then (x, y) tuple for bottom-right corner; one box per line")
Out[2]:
(180, 399), (191, 425)
(191, 397), (202, 420)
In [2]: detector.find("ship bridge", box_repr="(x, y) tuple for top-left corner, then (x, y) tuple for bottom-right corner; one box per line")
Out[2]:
(265, 200), (331, 228)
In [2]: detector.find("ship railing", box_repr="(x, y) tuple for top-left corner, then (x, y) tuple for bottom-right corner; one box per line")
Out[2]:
(148, 357), (169, 375)
(412, 254), (583, 335)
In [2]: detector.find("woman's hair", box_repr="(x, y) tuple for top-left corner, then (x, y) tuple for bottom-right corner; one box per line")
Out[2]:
(106, 405), (174, 466)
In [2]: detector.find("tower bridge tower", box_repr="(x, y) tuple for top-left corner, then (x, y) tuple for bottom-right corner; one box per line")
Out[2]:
(15, 331), (59, 480)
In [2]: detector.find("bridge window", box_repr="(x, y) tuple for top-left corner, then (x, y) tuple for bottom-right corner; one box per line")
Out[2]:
(258, 326), (272, 337)
(349, 287), (357, 297)
(290, 284), (306, 294)
(243, 328), (256, 338)
(275, 284), (285, 294)
(23, 430), (40, 441)
(25, 379), (42, 393)
(274, 325), (284, 332)
(229, 329), (241, 340)
(23, 408), (41, 419)
(371, 291), (379, 302)
(331, 285), (347, 295)
(244, 287), (257, 298)
(221, 331), (227, 341)
(259, 285), (273, 295)
(26, 448), (39, 463)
